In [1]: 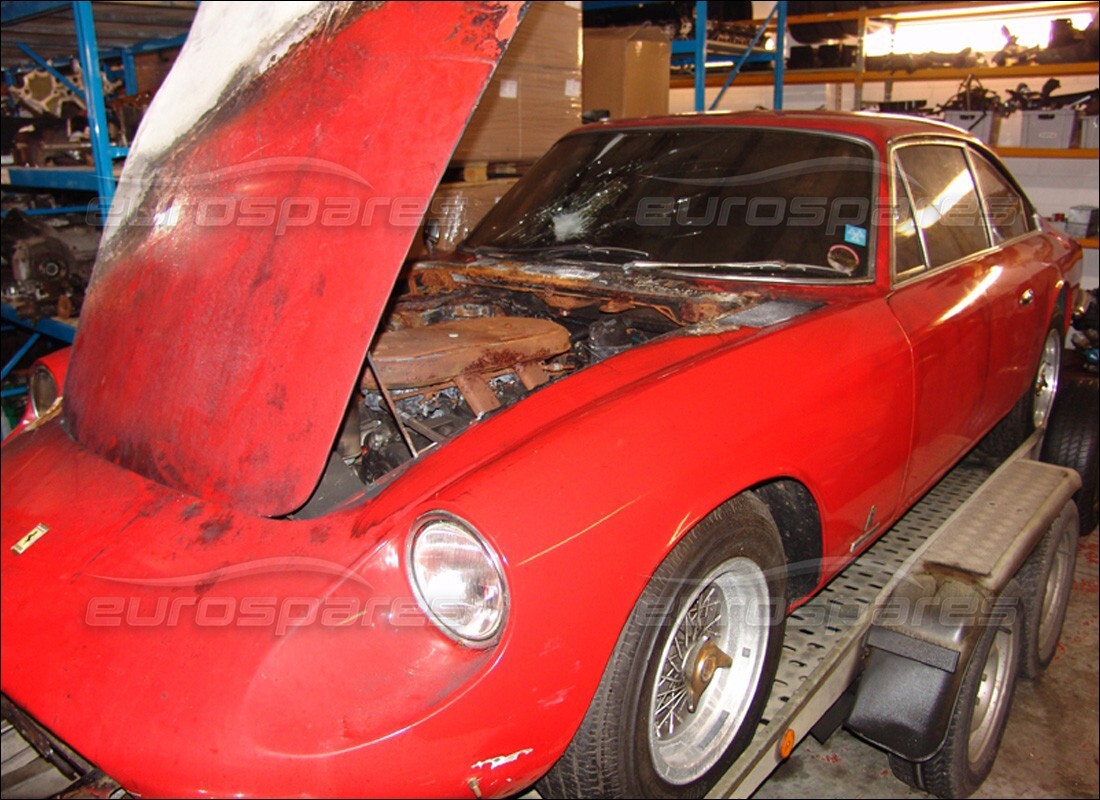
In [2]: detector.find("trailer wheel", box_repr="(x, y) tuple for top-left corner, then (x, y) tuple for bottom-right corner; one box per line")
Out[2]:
(888, 605), (1022, 799)
(1018, 502), (1078, 678)
(1040, 373), (1100, 535)
(536, 493), (788, 799)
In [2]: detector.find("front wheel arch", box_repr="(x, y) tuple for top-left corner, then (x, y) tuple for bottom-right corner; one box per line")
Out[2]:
(752, 478), (824, 602)
(536, 491), (790, 799)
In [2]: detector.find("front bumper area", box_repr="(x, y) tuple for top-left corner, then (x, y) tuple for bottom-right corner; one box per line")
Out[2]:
(2, 421), (566, 798)
(2, 694), (125, 799)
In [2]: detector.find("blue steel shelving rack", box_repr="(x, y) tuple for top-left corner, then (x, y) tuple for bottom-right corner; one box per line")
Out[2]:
(582, 0), (787, 111)
(1, 0), (193, 211)
(1, 1), (194, 374)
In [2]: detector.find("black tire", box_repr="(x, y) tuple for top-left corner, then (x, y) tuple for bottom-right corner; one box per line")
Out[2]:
(537, 493), (788, 799)
(888, 752), (925, 791)
(1040, 373), (1100, 535)
(1017, 502), (1078, 678)
(978, 390), (1032, 460)
(978, 325), (1063, 460)
(918, 603), (1022, 799)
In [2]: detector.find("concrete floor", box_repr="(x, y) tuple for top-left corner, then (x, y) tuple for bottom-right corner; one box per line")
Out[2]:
(754, 532), (1100, 800)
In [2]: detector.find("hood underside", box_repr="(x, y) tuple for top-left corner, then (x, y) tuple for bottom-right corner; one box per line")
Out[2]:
(62, 1), (527, 517)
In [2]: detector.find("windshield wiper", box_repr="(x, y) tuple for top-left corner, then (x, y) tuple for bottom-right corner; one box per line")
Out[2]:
(470, 243), (651, 263)
(625, 259), (846, 278)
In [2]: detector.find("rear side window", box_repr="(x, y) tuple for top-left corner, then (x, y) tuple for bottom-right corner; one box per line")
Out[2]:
(892, 158), (925, 276)
(894, 145), (990, 269)
(970, 152), (1033, 244)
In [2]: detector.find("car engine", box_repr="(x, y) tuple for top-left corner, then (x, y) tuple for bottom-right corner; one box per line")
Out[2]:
(294, 257), (756, 516)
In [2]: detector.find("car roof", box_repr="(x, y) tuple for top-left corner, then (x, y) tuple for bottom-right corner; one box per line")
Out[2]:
(579, 110), (980, 151)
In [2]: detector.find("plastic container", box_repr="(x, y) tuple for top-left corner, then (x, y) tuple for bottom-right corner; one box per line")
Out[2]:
(996, 113), (1023, 147)
(1066, 205), (1099, 238)
(1080, 116), (1099, 150)
(944, 110), (998, 145)
(1021, 108), (1076, 149)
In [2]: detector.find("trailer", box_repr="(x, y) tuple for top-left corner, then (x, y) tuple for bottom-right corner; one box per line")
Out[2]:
(709, 426), (1087, 799)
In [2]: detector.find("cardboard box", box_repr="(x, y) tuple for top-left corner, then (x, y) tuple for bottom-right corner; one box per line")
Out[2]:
(132, 49), (179, 95)
(408, 178), (519, 259)
(452, 2), (582, 163)
(583, 25), (671, 119)
(453, 63), (582, 162)
(507, 1), (582, 70)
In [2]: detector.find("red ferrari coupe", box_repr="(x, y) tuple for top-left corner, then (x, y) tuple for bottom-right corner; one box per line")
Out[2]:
(1, 2), (1084, 798)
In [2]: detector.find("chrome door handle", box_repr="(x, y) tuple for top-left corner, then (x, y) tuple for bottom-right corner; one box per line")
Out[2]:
(1019, 288), (1035, 306)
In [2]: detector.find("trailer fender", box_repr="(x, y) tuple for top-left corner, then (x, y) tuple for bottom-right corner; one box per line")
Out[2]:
(846, 572), (1018, 761)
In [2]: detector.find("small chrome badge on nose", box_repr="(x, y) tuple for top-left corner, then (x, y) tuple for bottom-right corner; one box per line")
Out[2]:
(11, 523), (49, 554)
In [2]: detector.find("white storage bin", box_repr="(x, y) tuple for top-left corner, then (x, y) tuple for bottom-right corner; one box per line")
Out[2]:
(995, 113), (1023, 147)
(944, 110), (998, 145)
(1080, 116), (1099, 150)
(1021, 109), (1076, 149)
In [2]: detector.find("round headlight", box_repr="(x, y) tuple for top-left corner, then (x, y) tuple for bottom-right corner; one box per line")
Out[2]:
(408, 514), (507, 647)
(29, 363), (59, 418)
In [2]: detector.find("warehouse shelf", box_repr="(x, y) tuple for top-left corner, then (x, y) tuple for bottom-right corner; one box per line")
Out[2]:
(788, 1), (1094, 24)
(671, 59), (1100, 89)
(696, 0), (786, 112)
(753, 0), (1098, 26)
(1, 1), (193, 64)
(995, 147), (1100, 159)
(1, 302), (76, 345)
(587, 0), (788, 111)
(669, 0), (1099, 120)
(2, 163), (122, 193)
(1, 1), (195, 212)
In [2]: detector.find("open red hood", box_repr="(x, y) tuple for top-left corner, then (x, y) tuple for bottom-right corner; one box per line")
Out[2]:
(63, 1), (526, 517)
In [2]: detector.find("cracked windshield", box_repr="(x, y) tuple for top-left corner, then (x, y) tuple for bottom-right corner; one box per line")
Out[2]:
(465, 127), (877, 278)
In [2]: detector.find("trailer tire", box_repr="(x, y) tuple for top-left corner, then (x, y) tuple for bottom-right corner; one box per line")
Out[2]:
(1018, 502), (1078, 678)
(926, 605), (1021, 799)
(1040, 373), (1100, 535)
(887, 753), (925, 791)
(886, 604), (1022, 798)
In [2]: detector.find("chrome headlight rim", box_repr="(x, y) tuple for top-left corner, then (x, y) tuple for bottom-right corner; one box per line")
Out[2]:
(29, 363), (60, 418)
(405, 511), (509, 649)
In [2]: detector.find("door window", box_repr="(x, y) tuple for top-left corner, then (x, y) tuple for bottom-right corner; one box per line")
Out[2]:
(892, 158), (926, 276)
(894, 145), (990, 269)
(969, 152), (1033, 244)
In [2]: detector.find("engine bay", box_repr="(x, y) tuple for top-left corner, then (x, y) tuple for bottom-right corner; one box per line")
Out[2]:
(295, 257), (761, 516)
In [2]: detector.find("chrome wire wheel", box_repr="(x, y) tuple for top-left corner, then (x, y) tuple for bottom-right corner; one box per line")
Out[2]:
(538, 494), (787, 799)
(1038, 522), (1075, 657)
(967, 621), (1019, 765)
(1032, 329), (1062, 429)
(647, 557), (770, 785)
